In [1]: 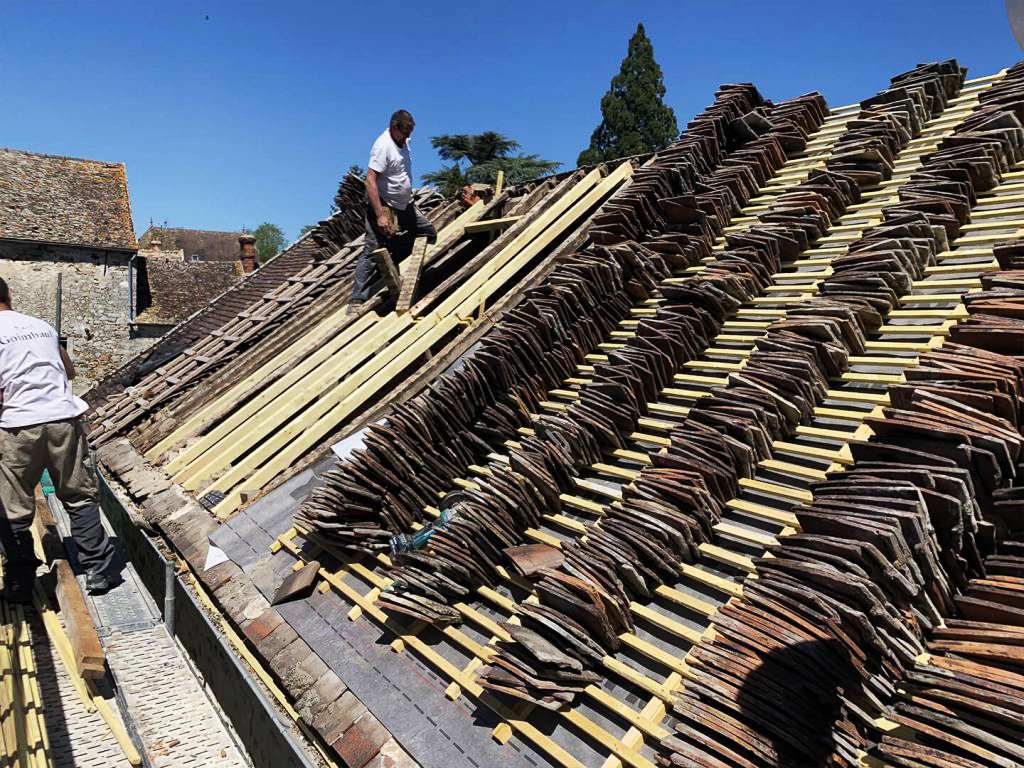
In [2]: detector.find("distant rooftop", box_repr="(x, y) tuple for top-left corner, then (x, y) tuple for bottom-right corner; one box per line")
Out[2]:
(0, 147), (137, 251)
(135, 258), (243, 326)
(138, 226), (245, 262)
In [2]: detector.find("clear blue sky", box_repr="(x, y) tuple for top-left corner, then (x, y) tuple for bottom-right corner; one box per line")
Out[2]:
(1, 1), (1020, 244)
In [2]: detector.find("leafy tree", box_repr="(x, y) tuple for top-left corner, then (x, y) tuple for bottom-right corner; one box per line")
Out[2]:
(299, 224), (317, 238)
(432, 132), (521, 166)
(252, 222), (286, 261)
(424, 131), (559, 196)
(578, 23), (678, 166)
(421, 164), (469, 197)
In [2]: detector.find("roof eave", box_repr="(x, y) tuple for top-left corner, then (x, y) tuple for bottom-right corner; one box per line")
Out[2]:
(0, 235), (138, 253)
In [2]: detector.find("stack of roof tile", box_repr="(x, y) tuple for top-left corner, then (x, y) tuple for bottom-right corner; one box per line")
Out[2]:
(297, 86), (830, 586)
(89, 54), (1024, 768)
(654, 62), (1024, 768)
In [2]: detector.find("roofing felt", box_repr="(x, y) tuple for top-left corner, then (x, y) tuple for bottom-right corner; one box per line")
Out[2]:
(138, 226), (245, 262)
(94, 58), (1024, 768)
(0, 147), (137, 250)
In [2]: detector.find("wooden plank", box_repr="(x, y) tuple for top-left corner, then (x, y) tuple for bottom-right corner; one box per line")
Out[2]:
(33, 491), (105, 679)
(463, 216), (521, 234)
(210, 163), (634, 515)
(370, 247), (401, 299)
(396, 236), (430, 313)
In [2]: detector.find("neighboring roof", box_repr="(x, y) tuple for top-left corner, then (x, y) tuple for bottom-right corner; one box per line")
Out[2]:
(138, 247), (185, 261)
(135, 258), (243, 326)
(0, 147), (137, 250)
(139, 226), (244, 262)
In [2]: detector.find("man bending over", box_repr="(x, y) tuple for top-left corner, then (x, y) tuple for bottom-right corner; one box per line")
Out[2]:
(0, 278), (117, 602)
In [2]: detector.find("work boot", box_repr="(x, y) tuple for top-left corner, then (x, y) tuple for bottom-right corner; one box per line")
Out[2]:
(2, 571), (34, 605)
(85, 568), (118, 595)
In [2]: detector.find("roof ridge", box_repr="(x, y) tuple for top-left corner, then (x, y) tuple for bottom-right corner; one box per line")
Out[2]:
(0, 145), (125, 168)
(143, 226), (245, 236)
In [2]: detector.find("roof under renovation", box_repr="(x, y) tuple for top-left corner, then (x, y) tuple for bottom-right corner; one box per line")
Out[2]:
(92, 58), (1024, 768)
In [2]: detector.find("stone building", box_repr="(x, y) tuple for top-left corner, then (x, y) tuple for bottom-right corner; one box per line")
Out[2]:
(130, 231), (258, 336)
(0, 148), (257, 392)
(0, 146), (151, 391)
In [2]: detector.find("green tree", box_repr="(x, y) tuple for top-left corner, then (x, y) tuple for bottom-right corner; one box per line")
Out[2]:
(252, 222), (286, 262)
(578, 23), (678, 166)
(423, 131), (559, 196)
(299, 223), (317, 238)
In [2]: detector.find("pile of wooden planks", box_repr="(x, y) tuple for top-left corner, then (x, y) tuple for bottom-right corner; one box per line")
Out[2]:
(0, 600), (49, 768)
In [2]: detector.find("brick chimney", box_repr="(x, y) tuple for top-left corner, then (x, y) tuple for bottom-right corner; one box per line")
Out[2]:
(239, 234), (258, 273)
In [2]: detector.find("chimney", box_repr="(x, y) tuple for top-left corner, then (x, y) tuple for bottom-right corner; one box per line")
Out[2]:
(239, 234), (258, 273)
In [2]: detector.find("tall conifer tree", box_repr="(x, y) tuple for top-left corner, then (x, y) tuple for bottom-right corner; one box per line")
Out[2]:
(578, 23), (678, 166)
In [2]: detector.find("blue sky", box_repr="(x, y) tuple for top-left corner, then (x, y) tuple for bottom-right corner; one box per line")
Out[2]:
(1, 1), (1020, 244)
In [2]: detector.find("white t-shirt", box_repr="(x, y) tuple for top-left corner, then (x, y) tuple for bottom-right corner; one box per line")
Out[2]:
(0, 310), (87, 429)
(368, 129), (413, 210)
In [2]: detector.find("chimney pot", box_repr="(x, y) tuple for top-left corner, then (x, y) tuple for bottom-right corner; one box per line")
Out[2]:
(239, 234), (258, 273)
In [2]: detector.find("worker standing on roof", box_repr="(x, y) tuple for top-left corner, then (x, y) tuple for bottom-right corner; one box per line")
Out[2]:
(350, 109), (437, 308)
(0, 278), (117, 603)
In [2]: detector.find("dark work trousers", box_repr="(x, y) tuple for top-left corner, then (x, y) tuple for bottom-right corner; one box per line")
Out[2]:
(351, 203), (437, 302)
(0, 418), (115, 580)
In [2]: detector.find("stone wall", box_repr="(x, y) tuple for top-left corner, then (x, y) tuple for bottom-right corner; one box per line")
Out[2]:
(0, 241), (156, 392)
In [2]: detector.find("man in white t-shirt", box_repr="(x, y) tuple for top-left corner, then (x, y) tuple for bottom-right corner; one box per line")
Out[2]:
(350, 109), (437, 306)
(0, 278), (116, 603)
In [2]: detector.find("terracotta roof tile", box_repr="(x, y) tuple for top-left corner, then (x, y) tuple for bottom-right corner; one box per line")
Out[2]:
(135, 258), (243, 325)
(0, 147), (136, 250)
(139, 226), (245, 262)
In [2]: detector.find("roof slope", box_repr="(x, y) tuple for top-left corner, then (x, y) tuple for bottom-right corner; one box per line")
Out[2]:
(0, 147), (136, 250)
(139, 226), (244, 262)
(85, 187), (444, 408)
(94, 58), (1024, 768)
(135, 258), (243, 325)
